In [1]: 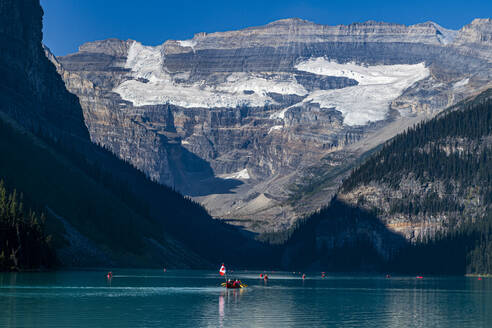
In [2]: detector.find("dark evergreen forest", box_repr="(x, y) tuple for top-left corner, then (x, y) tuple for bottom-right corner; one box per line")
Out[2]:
(0, 180), (54, 271)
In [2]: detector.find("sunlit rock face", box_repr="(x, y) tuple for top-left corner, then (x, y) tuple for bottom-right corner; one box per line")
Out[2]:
(54, 18), (492, 232)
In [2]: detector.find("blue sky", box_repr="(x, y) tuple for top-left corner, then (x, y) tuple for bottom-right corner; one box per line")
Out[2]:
(41, 0), (492, 55)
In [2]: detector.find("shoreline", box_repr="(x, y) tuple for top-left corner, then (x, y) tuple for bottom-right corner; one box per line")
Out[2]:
(465, 273), (492, 277)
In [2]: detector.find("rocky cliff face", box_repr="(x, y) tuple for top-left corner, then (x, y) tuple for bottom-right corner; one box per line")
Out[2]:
(54, 17), (492, 232)
(0, 0), (88, 140)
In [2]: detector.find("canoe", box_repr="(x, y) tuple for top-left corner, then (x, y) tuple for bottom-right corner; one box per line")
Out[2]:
(221, 282), (247, 288)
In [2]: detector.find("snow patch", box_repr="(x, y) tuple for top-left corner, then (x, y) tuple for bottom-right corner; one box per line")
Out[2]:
(268, 125), (283, 134)
(453, 78), (469, 89)
(295, 58), (430, 126)
(269, 103), (297, 120)
(220, 169), (250, 180)
(177, 39), (197, 50)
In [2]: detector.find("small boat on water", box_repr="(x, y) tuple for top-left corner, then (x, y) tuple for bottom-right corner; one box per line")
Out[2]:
(218, 264), (247, 288)
(221, 281), (247, 289)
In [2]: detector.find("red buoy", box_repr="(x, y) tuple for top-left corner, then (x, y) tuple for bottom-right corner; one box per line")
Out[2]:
(416, 276), (423, 279)
(259, 273), (263, 278)
(478, 277), (482, 281)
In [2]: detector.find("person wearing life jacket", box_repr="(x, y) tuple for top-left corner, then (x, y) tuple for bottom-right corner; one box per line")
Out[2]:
(233, 279), (240, 288)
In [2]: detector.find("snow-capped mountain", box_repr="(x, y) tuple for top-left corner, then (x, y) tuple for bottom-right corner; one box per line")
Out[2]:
(52, 18), (492, 232)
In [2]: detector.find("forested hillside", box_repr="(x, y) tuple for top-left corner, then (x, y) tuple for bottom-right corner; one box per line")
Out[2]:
(280, 89), (492, 274)
(0, 113), (202, 267)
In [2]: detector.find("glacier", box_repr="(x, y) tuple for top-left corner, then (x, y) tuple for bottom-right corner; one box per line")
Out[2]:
(295, 58), (430, 126)
(115, 42), (430, 127)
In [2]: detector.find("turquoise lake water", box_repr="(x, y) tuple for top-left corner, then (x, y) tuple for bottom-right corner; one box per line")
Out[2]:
(1, 269), (491, 327)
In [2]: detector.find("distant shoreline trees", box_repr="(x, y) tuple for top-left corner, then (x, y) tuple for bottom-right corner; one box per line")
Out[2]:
(0, 180), (54, 271)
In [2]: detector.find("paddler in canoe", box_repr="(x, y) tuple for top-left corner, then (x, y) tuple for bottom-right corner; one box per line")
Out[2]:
(221, 278), (247, 289)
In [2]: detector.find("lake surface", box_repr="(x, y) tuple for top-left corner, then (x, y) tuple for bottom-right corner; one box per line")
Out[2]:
(0, 269), (491, 327)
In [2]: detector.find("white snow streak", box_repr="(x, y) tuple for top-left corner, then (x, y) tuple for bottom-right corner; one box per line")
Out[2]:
(177, 39), (197, 50)
(453, 78), (469, 89)
(269, 103), (298, 120)
(268, 125), (283, 134)
(220, 169), (250, 180)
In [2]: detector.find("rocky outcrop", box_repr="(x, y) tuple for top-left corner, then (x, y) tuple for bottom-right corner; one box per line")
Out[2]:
(453, 18), (492, 60)
(55, 17), (492, 232)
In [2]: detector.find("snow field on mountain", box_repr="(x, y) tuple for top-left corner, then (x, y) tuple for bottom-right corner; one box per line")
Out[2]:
(295, 58), (430, 125)
(114, 42), (306, 109)
(219, 169), (250, 180)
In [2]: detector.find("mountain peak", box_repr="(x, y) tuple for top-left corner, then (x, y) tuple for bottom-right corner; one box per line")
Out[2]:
(266, 17), (314, 25)
(77, 38), (133, 56)
(470, 18), (492, 25)
(428, 22), (458, 45)
(454, 17), (492, 49)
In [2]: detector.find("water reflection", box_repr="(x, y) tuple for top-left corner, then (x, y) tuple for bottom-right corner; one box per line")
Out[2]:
(219, 294), (224, 328)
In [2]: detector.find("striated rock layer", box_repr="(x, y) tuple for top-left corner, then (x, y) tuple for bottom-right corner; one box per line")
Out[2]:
(55, 17), (492, 232)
